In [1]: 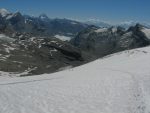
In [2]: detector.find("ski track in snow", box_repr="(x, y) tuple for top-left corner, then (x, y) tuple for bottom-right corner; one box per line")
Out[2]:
(0, 46), (150, 113)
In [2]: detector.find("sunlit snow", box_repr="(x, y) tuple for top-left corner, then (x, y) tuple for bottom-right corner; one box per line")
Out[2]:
(141, 28), (150, 39)
(0, 46), (150, 113)
(95, 28), (108, 33)
(54, 35), (71, 41)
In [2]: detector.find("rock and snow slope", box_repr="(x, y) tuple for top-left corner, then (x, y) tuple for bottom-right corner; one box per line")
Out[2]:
(0, 46), (150, 113)
(141, 27), (150, 39)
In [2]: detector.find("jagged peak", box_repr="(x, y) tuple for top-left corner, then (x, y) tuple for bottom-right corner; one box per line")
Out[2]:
(127, 23), (146, 32)
(13, 11), (22, 16)
(135, 23), (145, 28)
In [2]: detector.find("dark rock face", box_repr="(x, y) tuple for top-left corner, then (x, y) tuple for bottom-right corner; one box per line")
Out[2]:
(0, 35), (84, 76)
(0, 15), (6, 31)
(7, 12), (25, 32)
(44, 43), (83, 61)
(0, 9), (88, 76)
(72, 24), (150, 59)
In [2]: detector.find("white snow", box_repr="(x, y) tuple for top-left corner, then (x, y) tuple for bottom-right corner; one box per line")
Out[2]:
(50, 40), (57, 43)
(58, 66), (73, 71)
(95, 28), (108, 33)
(0, 34), (15, 42)
(49, 48), (57, 56)
(0, 67), (37, 77)
(123, 31), (133, 37)
(49, 40), (60, 45)
(24, 18), (33, 24)
(6, 14), (13, 20)
(38, 44), (42, 48)
(5, 46), (15, 53)
(40, 16), (46, 20)
(0, 54), (10, 61)
(0, 46), (150, 113)
(111, 27), (117, 33)
(1, 44), (16, 53)
(0, 8), (10, 17)
(54, 35), (71, 41)
(12, 61), (23, 64)
(141, 28), (150, 39)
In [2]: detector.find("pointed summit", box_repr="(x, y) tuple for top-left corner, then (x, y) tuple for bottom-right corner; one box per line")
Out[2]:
(127, 23), (145, 32)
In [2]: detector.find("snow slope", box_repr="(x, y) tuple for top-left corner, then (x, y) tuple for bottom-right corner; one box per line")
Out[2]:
(0, 34), (15, 42)
(0, 46), (150, 113)
(95, 28), (108, 33)
(141, 28), (150, 39)
(0, 8), (10, 17)
(54, 35), (71, 41)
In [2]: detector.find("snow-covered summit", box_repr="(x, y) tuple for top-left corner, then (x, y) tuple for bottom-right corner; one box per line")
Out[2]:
(0, 8), (10, 17)
(0, 46), (150, 113)
(39, 14), (49, 20)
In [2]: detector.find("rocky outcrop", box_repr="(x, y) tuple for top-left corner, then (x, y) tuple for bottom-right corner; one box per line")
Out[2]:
(0, 34), (84, 76)
(72, 24), (150, 59)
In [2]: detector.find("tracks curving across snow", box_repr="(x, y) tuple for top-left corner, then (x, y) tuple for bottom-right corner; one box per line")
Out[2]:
(0, 46), (150, 113)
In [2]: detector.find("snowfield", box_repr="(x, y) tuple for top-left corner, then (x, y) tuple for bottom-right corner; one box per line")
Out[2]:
(95, 28), (108, 33)
(54, 35), (71, 41)
(0, 46), (150, 113)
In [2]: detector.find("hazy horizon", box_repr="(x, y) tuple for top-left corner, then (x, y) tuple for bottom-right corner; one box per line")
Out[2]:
(0, 0), (150, 24)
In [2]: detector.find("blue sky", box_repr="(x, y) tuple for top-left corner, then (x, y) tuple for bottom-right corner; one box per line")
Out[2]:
(0, 0), (150, 24)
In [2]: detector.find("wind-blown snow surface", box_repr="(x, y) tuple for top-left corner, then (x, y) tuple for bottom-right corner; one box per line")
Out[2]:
(0, 46), (150, 113)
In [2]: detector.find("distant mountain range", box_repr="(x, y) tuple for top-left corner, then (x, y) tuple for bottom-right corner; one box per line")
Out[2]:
(0, 8), (88, 39)
(84, 19), (111, 28)
(83, 18), (150, 29)
(118, 21), (150, 29)
(0, 8), (150, 76)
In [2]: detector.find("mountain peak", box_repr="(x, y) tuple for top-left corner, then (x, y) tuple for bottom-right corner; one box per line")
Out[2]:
(135, 23), (145, 28)
(39, 13), (49, 20)
(0, 8), (10, 17)
(127, 23), (145, 32)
